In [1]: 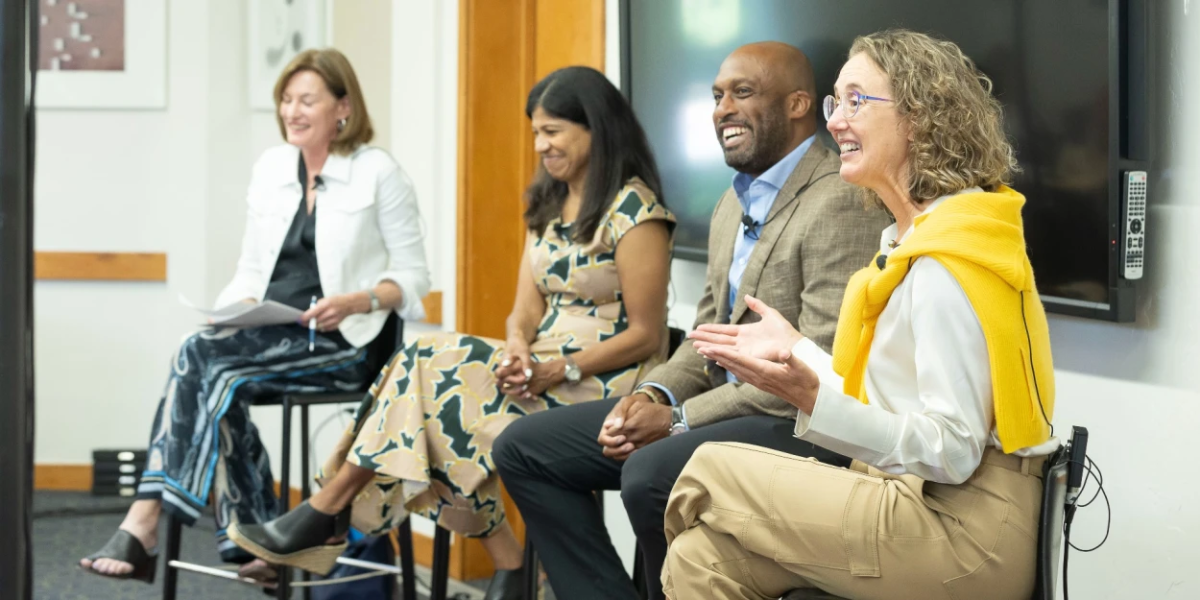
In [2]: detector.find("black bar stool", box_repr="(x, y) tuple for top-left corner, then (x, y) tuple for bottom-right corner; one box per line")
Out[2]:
(163, 315), (424, 600)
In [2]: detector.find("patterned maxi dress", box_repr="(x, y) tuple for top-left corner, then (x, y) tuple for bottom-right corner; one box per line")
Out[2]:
(318, 179), (675, 537)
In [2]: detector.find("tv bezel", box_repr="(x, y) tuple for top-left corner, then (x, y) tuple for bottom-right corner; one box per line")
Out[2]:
(619, 0), (1150, 322)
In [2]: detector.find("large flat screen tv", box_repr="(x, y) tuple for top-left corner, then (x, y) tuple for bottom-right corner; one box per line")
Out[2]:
(623, 0), (1149, 321)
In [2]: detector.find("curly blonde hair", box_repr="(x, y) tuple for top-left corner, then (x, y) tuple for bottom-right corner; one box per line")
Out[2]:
(849, 29), (1019, 204)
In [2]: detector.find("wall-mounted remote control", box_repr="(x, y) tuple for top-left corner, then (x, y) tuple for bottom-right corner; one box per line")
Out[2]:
(1122, 171), (1147, 280)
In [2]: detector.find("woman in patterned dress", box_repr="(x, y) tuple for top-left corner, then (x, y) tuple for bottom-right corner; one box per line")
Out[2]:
(229, 66), (675, 599)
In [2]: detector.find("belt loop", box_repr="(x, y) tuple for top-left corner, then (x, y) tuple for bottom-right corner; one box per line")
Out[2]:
(1020, 457), (1032, 476)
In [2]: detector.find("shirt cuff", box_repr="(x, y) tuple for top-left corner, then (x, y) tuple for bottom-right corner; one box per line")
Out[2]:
(639, 383), (688, 431)
(790, 338), (840, 388)
(793, 382), (896, 465)
(374, 273), (427, 322)
(639, 382), (679, 406)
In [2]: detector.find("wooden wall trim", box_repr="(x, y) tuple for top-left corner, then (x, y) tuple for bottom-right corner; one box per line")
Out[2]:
(34, 464), (93, 491)
(34, 251), (167, 282)
(421, 290), (443, 326)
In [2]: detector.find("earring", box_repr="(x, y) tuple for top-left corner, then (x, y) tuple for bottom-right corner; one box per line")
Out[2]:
(337, 118), (347, 132)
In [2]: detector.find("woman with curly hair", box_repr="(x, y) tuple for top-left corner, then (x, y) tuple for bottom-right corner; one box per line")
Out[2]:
(672, 29), (1059, 599)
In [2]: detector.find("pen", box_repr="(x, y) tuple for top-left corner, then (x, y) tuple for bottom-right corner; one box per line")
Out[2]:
(308, 295), (318, 352)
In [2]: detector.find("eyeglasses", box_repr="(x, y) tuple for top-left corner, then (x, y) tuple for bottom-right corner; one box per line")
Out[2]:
(822, 90), (892, 120)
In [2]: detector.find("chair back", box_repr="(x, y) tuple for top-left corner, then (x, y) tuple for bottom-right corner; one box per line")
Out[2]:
(362, 313), (405, 383)
(1033, 445), (1071, 600)
(668, 326), (686, 356)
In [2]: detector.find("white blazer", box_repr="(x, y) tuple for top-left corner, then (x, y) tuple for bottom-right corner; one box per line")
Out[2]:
(215, 144), (431, 348)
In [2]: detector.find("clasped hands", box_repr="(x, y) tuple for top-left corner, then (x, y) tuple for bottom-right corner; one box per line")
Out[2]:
(494, 337), (565, 401)
(687, 295), (822, 416)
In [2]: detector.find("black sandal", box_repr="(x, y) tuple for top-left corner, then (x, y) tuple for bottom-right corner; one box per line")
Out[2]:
(80, 530), (158, 584)
(226, 501), (349, 576)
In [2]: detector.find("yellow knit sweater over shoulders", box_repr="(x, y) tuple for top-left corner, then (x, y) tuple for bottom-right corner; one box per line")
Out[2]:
(830, 186), (1055, 452)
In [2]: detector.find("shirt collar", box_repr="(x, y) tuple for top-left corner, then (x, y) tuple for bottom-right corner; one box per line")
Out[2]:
(731, 134), (816, 196)
(272, 144), (358, 187)
(879, 186), (984, 251)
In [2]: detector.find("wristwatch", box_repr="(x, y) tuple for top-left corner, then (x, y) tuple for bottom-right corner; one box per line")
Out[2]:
(563, 356), (582, 384)
(367, 290), (381, 312)
(669, 405), (687, 436)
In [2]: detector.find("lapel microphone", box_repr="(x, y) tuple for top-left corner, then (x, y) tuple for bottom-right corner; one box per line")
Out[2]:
(876, 254), (888, 269)
(313, 175), (326, 191)
(741, 214), (759, 237)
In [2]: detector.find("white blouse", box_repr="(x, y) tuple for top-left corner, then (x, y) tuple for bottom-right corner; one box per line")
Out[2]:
(215, 144), (431, 348)
(791, 193), (1058, 485)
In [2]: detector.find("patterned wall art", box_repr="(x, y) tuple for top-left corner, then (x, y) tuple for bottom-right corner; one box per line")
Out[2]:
(248, 0), (327, 111)
(36, 0), (166, 109)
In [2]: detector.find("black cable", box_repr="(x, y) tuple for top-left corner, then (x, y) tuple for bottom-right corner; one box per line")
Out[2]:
(1020, 291), (1054, 438)
(1062, 455), (1111, 600)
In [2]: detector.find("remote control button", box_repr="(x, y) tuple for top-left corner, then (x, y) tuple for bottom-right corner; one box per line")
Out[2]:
(1130, 219), (1143, 234)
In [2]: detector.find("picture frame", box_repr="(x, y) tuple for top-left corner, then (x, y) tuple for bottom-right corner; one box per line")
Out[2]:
(36, 0), (167, 110)
(248, 0), (327, 111)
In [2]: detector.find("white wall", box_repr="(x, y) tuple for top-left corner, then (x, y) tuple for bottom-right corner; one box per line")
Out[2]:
(602, 1), (1200, 597)
(35, 0), (218, 464)
(34, 0), (459, 496)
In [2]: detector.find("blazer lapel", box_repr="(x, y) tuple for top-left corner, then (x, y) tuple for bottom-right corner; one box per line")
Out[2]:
(728, 143), (832, 323)
(709, 188), (740, 324)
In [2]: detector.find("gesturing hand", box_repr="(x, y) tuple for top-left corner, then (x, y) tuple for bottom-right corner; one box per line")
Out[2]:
(696, 342), (821, 415)
(688, 295), (805, 361)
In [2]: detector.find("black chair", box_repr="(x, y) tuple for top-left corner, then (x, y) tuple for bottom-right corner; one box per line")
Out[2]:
(162, 314), (423, 600)
(785, 428), (1089, 600)
(522, 326), (688, 600)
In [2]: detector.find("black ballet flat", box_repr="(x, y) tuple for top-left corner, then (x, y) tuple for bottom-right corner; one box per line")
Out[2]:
(484, 565), (526, 600)
(80, 529), (158, 584)
(226, 501), (349, 576)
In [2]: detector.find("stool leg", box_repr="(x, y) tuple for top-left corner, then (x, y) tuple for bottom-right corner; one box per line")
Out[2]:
(280, 398), (292, 512)
(277, 398), (293, 599)
(161, 515), (182, 600)
(300, 404), (312, 600)
(300, 404), (311, 501)
(431, 526), (451, 600)
(275, 568), (291, 600)
(398, 518), (417, 600)
(522, 540), (538, 600)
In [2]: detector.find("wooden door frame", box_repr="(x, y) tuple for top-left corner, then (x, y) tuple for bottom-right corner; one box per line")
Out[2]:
(454, 0), (606, 582)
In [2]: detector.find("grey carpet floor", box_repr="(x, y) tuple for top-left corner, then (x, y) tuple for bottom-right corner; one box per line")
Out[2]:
(32, 491), (516, 600)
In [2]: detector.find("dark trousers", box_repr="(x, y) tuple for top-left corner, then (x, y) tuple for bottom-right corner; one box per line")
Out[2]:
(493, 397), (850, 600)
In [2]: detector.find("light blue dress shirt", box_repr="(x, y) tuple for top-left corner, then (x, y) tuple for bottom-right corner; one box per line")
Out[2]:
(645, 136), (816, 427)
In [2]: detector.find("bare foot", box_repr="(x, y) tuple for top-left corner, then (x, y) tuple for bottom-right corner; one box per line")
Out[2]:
(79, 525), (156, 576)
(238, 558), (278, 583)
(80, 500), (160, 576)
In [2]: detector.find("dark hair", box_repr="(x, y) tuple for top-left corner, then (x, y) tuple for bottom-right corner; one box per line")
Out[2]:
(524, 66), (665, 243)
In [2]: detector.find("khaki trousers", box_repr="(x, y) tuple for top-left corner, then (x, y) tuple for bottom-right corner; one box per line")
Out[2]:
(662, 442), (1044, 600)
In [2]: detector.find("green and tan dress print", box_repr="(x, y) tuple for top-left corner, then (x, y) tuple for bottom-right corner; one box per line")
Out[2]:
(317, 178), (675, 537)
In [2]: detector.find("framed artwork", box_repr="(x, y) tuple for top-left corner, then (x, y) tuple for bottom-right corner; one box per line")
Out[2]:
(36, 0), (166, 109)
(248, 0), (327, 111)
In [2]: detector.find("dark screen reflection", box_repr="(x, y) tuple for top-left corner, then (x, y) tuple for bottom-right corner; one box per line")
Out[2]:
(629, 0), (1111, 302)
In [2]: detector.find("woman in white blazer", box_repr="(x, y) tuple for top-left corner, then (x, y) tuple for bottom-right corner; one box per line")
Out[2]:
(80, 48), (430, 585)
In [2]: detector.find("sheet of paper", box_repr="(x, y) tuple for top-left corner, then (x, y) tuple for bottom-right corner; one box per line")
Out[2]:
(179, 295), (304, 328)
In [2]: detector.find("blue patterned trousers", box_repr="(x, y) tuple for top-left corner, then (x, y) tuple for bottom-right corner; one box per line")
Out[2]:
(136, 325), (369, 562)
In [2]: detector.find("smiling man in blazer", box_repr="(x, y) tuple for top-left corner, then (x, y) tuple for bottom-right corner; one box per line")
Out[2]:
(493, 42), (890, 600)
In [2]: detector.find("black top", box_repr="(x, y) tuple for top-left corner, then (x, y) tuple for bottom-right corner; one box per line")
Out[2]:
(263, 156), (325, 313)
